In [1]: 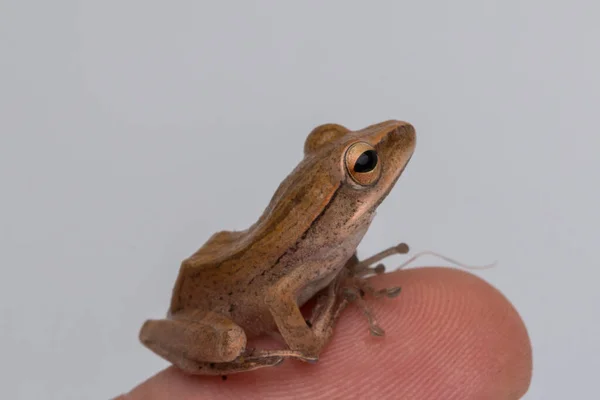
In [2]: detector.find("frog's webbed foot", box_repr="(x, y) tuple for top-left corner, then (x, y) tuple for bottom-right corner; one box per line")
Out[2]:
(340, 242), (410, 336)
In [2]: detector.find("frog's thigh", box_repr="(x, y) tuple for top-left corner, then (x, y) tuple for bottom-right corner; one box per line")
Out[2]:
(139, 310), (246, 366)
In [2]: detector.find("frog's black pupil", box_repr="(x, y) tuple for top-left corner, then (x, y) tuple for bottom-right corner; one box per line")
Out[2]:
(354, 150), (378, 173)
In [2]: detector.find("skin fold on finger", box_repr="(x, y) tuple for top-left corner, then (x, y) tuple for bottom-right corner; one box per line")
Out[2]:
(119, 267), (532, 400)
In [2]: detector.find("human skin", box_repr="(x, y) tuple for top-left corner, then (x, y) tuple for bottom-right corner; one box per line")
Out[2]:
(117, 267), (533, 399)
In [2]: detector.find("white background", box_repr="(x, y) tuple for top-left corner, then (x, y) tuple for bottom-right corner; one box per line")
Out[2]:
(1, 1), (598, 399)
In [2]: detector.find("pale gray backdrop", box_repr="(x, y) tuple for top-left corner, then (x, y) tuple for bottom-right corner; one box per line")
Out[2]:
(1, 1), (598, 399)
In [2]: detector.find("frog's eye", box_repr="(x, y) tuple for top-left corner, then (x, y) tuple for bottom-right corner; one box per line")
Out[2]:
(345, 142), (381, 186)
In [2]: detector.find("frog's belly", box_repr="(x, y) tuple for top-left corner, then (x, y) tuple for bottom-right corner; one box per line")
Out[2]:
(294, 239), (360, 307)
(296, 268), (342, 307)
(294, 217), (372, 306)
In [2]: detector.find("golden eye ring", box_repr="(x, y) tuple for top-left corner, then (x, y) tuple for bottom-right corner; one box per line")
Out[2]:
(345, 142), (381, 186)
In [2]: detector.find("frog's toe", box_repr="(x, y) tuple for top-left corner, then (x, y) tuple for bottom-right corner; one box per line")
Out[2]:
(274, 357), (285, 366)
(386, 286), (402, 298)
(369, 324), (386, 337)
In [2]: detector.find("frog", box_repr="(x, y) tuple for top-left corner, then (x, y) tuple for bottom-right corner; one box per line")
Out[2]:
(139, 120), (417, 375)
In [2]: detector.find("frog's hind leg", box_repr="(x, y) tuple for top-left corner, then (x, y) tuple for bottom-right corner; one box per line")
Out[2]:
(139, 310), (282, 375)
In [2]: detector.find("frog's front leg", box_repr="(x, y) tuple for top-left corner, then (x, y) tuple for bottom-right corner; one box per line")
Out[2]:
(266, 292), (329, 362)
(333, 244), (412, 336)
(351, 242), (410, 277)
(306, 272), (351, 338)
(265, 244), (412, 362)
(265, 270), (352, 362)
(347, 243), (411, 300)
(139, 310), (282, 375)
(308, 247), (404, 329)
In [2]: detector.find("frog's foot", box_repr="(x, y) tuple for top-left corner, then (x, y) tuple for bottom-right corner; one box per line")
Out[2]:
(338, 273), (402, 337)
(340, 286), (386, 336)
(242, 349), (319, 363)
(355, 262), (386, 278)
(167, 353), (284, 376)
(141, 325), (283, 375)
(353, 276), (402, 299)
(152, 348), (315, 375)
(140, 310), (286, 375)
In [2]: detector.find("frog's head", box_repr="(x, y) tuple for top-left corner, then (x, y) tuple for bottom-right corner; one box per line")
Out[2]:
(304, 120), (416, 225)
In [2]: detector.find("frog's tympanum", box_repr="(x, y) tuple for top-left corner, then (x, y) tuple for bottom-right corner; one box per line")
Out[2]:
(140, 120), (417, 375)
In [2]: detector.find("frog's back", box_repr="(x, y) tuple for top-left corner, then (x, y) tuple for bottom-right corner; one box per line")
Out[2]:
(169, 153), (341, 313)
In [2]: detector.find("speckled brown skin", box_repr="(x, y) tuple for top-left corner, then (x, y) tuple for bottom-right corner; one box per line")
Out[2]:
(139, 120), (416, 375)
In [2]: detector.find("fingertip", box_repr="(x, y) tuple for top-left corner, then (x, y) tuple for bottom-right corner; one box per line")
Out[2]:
(358, 267), (533, 398)
(121, 267), (532, 399)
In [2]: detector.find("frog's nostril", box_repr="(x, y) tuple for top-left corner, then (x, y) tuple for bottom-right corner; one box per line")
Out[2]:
(393, 123), (416, 152)
(398, 123), (416, 139)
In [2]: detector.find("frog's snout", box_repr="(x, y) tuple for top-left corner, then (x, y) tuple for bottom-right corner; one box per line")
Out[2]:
(390, 122), (416, 155)
(379, 121), (416, 161)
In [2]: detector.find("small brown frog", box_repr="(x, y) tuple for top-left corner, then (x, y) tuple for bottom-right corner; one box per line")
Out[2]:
(140, 120), (416, 375)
